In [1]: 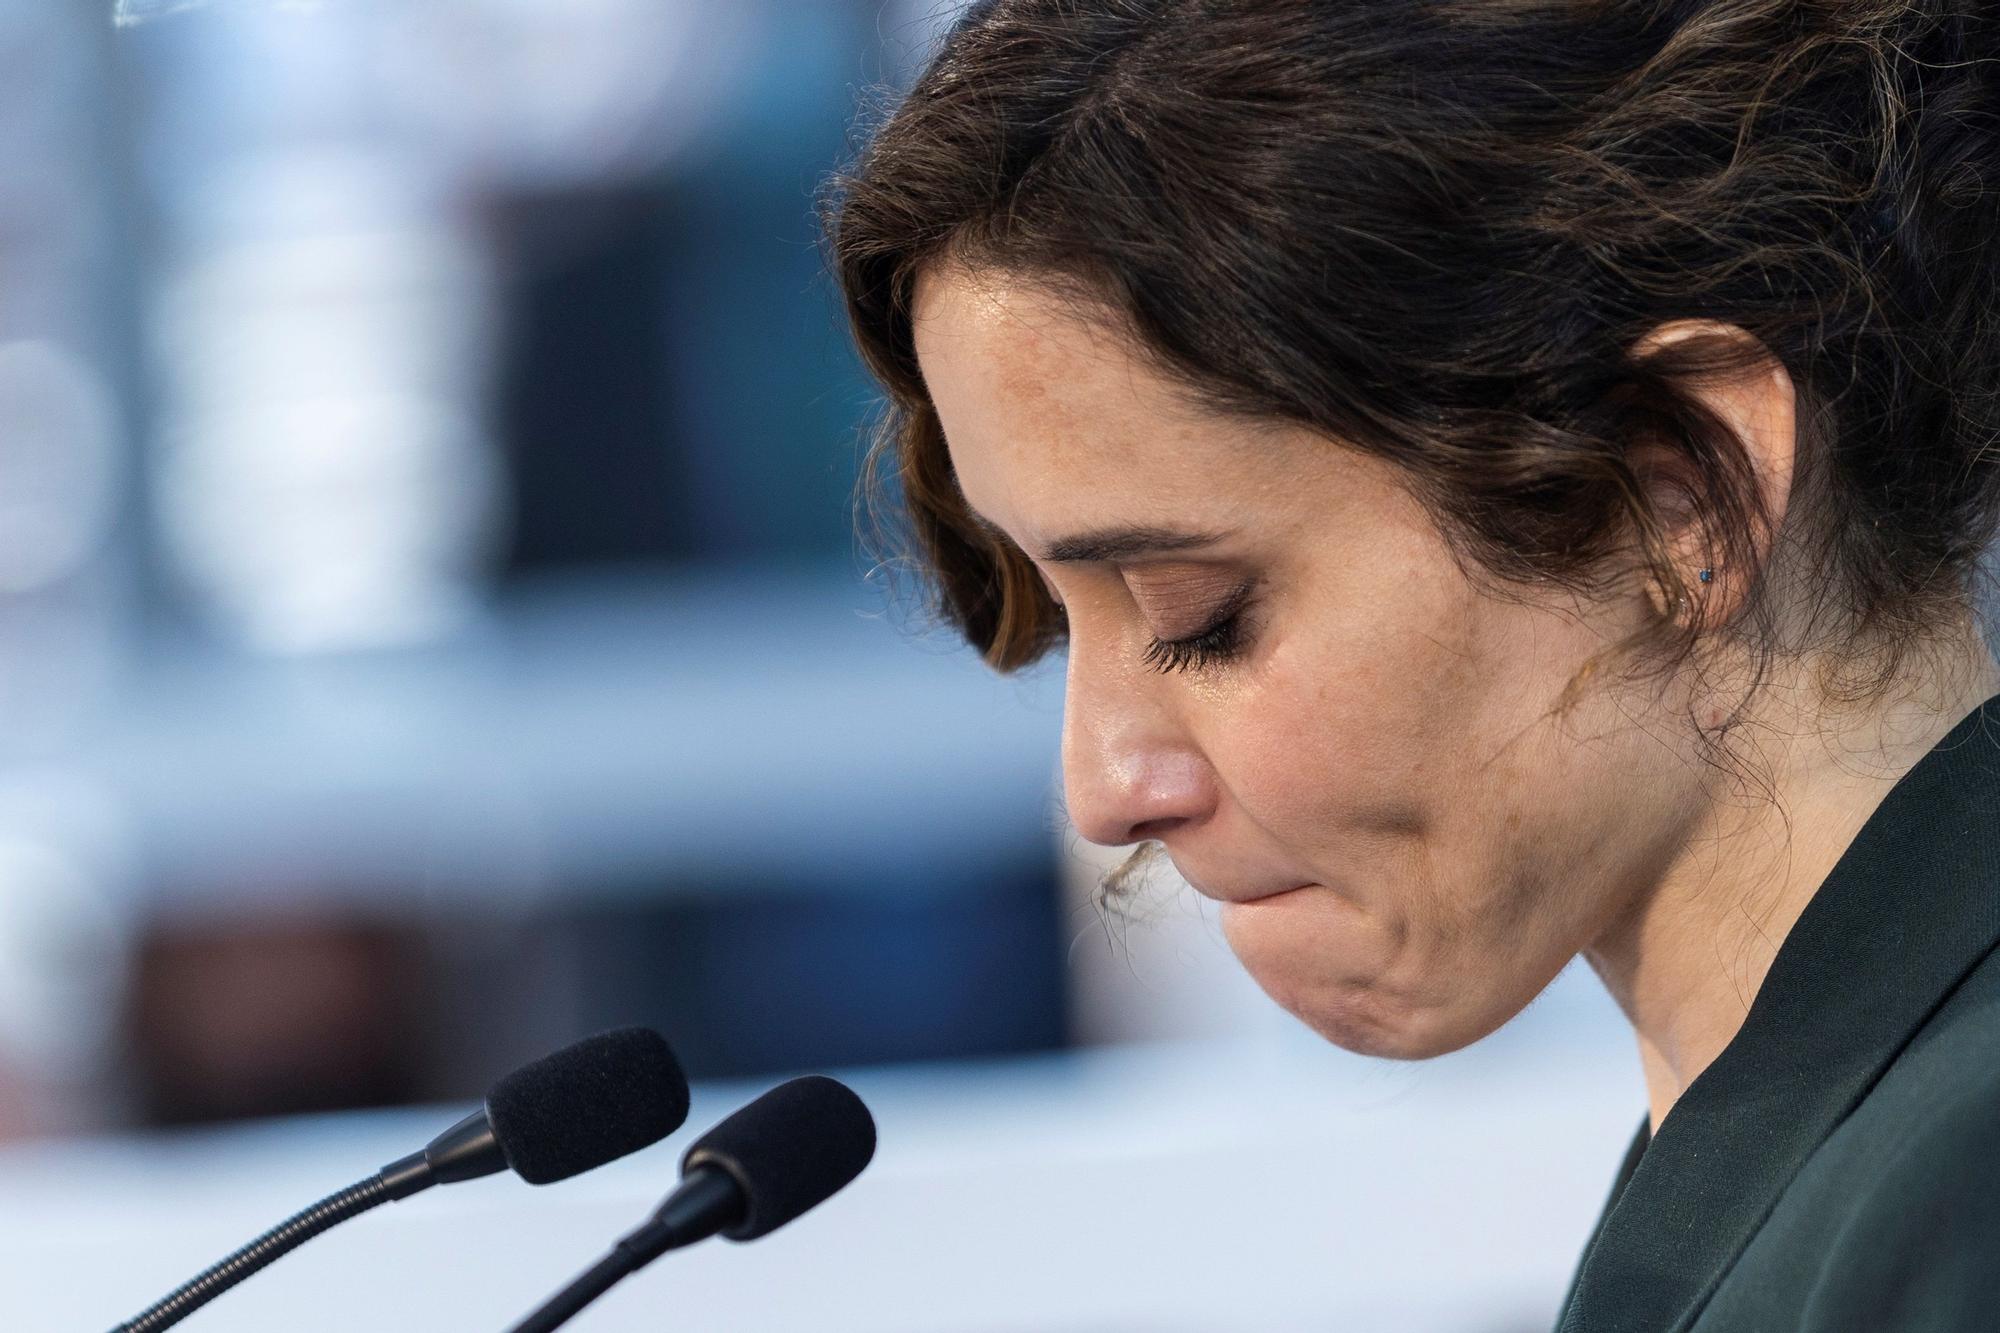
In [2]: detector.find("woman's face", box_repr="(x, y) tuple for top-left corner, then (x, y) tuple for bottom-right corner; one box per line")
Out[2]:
(913, 265), (1712, 1059)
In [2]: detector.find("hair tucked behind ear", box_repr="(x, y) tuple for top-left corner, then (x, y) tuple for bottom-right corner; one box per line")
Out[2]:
(824, 0), (2000, 739)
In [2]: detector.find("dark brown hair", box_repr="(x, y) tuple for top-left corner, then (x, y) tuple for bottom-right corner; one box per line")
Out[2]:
(824, 0), (2000, 729)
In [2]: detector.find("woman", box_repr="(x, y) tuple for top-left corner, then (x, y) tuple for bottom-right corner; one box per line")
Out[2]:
(827, 1), (2000, 1327)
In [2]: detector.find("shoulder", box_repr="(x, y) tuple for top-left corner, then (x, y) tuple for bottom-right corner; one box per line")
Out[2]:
(1794, 955), (2000, 1324)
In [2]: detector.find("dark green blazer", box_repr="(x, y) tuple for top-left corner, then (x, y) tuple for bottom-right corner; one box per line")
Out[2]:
(1556, 690), (2000, 1332)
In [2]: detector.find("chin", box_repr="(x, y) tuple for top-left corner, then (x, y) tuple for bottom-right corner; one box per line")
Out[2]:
(1220, 897), (1519, 1060)
(1289, 1000), (1499, 1061)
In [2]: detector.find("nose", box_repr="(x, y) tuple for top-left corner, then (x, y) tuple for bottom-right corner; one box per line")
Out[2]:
(1059, 646), (1216, 848)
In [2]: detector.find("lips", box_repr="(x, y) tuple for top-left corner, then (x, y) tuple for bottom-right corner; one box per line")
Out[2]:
(1221, 882), (1318, 906)
(1172, 860), (1314, 905)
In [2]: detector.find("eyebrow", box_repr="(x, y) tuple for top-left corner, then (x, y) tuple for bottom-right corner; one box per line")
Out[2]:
(970, 514), (1235, 564)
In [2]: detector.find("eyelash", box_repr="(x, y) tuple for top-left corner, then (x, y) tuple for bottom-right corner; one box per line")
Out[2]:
(1139, 592), (1257, 675)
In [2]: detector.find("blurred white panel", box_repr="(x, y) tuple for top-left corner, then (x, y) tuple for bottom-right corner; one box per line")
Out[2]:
(116, 0), (324, 27)
(156, 216), (491, 400)
(0, 342), (120, 594)
(148, 115), (506, 651)
(158, 391), (502, 652)
(378, 0), (757, 185)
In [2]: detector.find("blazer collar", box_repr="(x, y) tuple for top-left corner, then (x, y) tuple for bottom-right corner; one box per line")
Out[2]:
(1558, 689), (2000, 1332)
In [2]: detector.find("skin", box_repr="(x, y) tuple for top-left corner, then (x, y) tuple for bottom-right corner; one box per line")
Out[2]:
(912, 262), (2000, 1131)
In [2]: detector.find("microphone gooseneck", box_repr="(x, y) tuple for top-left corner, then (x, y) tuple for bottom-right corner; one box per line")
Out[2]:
(504, 1169), (744, 1333)
(506, 1075), (877, 1333)
(111, 1178), (397, 1333)
(106, 1026), (689, 1333)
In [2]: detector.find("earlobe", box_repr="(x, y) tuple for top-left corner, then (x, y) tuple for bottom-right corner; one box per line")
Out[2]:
(1626, 319), (1798, 627)
(1626, 439), (1719, 621)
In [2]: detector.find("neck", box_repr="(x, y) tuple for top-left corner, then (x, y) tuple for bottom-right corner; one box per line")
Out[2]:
(1583, 626), (2000, 1135)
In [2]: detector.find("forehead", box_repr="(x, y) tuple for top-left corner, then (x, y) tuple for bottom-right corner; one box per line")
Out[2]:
(910, 264), (1312, 543)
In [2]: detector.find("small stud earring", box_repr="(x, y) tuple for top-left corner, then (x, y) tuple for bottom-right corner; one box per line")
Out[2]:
(1672, 569), (1712, 617)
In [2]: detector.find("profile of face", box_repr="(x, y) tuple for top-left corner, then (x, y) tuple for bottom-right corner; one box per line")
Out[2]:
(913, 264), (1725, 1060)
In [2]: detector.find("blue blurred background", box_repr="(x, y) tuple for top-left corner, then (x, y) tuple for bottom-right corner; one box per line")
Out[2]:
(0, 0), (1093, 1134)
(0, 4), (1645, 1329)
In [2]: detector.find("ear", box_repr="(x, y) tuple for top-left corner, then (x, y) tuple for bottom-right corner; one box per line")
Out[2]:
(1625, 319), (1797, 627)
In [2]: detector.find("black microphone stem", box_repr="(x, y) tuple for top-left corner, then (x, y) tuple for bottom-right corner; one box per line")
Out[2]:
(108, 1166), (409, 1333)
(108, 1124), (462, 1333)
(505, 1167), (743, 1333)
(106, 1028), (688, 1333)
(505, 1248), (636, 1333)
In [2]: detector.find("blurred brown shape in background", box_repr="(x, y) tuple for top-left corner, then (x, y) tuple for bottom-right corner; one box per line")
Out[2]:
(124, 911), (428, 1126)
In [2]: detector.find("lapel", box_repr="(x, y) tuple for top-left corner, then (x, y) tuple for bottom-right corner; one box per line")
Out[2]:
(1557, 689), (2000, 1333)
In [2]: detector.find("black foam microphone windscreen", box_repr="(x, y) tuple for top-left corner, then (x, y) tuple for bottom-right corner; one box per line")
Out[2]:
(487, 1026), (692, 1185)
(680, 1074), (877, 1240)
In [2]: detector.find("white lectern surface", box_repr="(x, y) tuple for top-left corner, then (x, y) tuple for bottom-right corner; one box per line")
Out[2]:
(0, 1000), (1639, 1332)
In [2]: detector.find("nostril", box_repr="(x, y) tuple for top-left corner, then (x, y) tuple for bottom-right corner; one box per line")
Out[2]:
(1126, 817), (1187, 844)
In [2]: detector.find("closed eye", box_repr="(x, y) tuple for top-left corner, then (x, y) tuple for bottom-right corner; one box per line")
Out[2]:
(1141, 590), (1256, 674)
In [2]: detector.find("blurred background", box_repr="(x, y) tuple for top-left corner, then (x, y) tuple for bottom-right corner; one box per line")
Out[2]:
(0, 2), (1657, 1329)
(0, 0), (1089, 1138)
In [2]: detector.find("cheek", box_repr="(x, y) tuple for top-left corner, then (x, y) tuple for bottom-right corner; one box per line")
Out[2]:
(1192, 523), (1642, 1057)
(1207, 569), (1508, 847)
